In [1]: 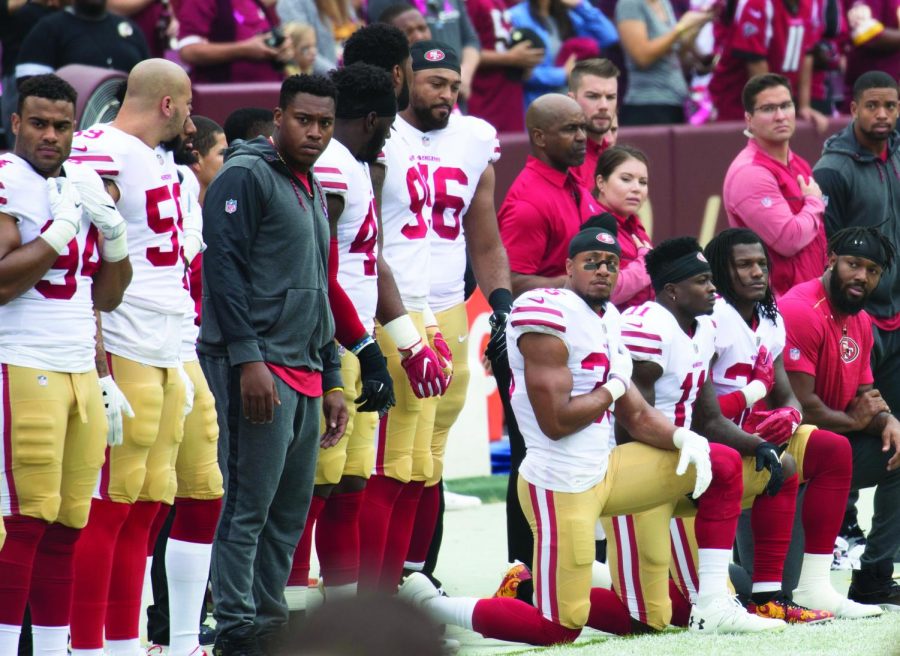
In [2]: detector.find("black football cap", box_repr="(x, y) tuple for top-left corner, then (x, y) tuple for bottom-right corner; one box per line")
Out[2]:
(410, 40), (461, 73)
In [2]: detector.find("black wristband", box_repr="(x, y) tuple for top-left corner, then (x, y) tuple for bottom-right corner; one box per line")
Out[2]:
(488, 288), (513, 315)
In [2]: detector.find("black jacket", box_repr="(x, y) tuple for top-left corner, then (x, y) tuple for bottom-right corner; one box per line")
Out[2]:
(199, 136), (340, 390)
(813, 124), (900, 321)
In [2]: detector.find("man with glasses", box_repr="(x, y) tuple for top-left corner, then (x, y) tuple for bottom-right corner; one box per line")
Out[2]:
(722, 73), (827, 298)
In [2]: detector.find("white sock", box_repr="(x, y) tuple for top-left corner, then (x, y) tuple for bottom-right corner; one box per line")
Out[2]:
(697, 548), (732, 605)
(105, 637), (141, 655)
(0, 623), (22, 654)
(140, 555), (154, 646)
(166, 538), (212, 655)
(423, 596), (478, 631)
(794, 553), (837, 597)
(285, 585), (309, 611)
(751, 582), (781, 594)
(323, 582), (356, 601)
(32, 625), (69, 655)
(404, 560), (425, 572)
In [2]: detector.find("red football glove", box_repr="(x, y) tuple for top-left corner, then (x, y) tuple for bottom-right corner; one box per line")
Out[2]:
(426, 325), (454, 385)
(400, 340), (448, 398)
(750, 345), (776, 393)
(743, 407), (801, 446)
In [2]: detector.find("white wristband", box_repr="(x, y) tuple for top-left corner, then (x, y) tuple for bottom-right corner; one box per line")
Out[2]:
(740, 379), (768, 406)
(423, 304), (438, 329)
(183, 233), (204, 264)
(39, 221), (77, 254)
(383, 315), (421, 352)
(601, 377), (627, 402)
(672, 427), (691, 449)
(100, 233), (129, 262)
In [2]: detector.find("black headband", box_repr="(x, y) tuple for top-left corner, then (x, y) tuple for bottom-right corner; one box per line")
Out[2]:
(834, 232), (889, 269)
(410, 40), (461, 73)
(335, 91), (398, 119)
(651, 251), (711, 291)
(568, 228), (621, 258)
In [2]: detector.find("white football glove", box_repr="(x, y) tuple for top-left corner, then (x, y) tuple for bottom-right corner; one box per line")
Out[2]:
(673, 427), (712, 498)
(42, 177), (82, 254)
(178, 364), (195, 416)
(98, 375), (134, 447)
(602, 343), (633, 402)
(72, 175), (128, 261)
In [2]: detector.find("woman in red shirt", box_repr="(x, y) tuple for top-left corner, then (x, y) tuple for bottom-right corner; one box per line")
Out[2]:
(591, 144), (655, 310)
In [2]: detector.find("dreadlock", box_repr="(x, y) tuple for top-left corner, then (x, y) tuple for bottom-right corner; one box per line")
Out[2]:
(704, 228), (779, 323)
(827, 225), (896, 271)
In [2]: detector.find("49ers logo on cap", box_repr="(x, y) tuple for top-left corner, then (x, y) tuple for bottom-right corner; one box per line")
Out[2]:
(595, 232), (615, 244)
(425, 49), (446, 61)
(696, 253), (708, 262)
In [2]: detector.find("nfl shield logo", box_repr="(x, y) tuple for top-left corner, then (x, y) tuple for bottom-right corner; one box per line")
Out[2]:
(225, 199), (237, 214)
(789, 347), (800, 361)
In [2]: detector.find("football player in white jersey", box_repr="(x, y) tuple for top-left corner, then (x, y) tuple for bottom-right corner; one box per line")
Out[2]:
(608, 236), (798, 633)
(392, 39), (514, 585)
(398, 224), (759, 645)
(0, 74), (131, 656)
(702, 228), (880, 620)
(286, 62), (423, 611)
(65, 59), (195, 656)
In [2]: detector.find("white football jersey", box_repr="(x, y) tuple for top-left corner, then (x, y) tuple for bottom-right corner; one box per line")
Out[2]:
(71, 125), (189, 366)
(0, 155), (101, 372)
(508, 288), (621, 493)
(401, 114), (500, 313)
(314, 138), (378, 333)
(178, 165), (201, 363)
(379, 117), (433, 311)
(621, 302), (716, 428)
(710, 297), (785, 422)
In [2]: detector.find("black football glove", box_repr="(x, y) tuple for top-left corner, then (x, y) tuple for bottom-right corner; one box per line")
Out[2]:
(755, 441), (784, 496)
(355, 341), (395, 415)
(484, 288), (513, 374)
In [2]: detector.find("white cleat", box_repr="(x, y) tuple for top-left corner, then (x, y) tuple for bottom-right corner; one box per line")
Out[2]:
(398, 571), (441, 608)
(793, 588), (883, 619)
(591, 560), (612, 589)
(441, 637), (461, 655)
(689, 595), (786, 633)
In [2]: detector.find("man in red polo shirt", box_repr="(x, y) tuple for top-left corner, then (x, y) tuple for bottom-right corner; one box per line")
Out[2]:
(781, 225), (900, 609)
(723, 74), (826, 298)
(568, 58), (620, 191)
(499, 93), (601, 297)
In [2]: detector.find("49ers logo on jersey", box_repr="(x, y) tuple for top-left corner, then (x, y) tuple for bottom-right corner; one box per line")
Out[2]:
(425, 49), (445, 61)
(840, 335), (860, 363)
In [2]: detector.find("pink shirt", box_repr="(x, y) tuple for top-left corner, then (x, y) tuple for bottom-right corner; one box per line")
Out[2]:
(723, 139), (827, 297)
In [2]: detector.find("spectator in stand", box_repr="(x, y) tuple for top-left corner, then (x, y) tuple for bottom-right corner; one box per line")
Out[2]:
(808, 0), (845, 115)
(368, 0), (481, 100)
(0, 0), (63, 145)
(177, 0), (293, 83)
(509, 0), (619, 108)
(844, 0), (900, 104)
(591, 145), (654, 310)
(15, 0), (150, 81)
(466, 0), (545, 133)
(276, 0), (339, 73)
(723, 74), (826, 298)
(378, 3), (432, 42)
(108, 0), (178, 58)
(284, 22), (318, 75)
(223, 107), (275, 145)
(781, 226), (900, 609)
(709, 0), (829, 131)
(615, 0), (712, 124)
(568, 58), (619, 189)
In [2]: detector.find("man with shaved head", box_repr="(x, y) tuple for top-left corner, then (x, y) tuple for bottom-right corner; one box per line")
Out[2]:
(494, 93), (602, 604)
(67, 57), (198, 656)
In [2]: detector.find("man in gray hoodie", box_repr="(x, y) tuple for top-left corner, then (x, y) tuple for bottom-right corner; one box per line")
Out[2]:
(813, 69), (900, 610)
(199, 73), (348, 656)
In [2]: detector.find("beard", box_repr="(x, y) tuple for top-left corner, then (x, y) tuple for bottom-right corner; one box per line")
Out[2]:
(74, 0), (106, 18)
(162, 135), (198, 166)
(396, 84), (410, 112)
(829, 267), (869, 315)
(360, 132), (385, 165)
(412, 102), (450, 132)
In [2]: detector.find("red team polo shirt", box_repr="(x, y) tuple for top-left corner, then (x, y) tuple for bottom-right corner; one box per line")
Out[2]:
(780, 278), (874, 411)
(499, 156), (602, 278)
(572, 137), (609, 192)
(710, 0), (819, 120)
(467, 0), (526, 133)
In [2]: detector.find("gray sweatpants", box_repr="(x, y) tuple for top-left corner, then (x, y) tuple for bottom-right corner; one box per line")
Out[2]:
(201, 354), (321, 637)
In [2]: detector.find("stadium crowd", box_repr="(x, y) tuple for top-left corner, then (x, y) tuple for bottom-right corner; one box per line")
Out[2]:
(0, 2), (899, 656)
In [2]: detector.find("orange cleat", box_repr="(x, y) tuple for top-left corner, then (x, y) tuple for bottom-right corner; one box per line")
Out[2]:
(748, 595), (834, 624)
(493, 561), (532, 598)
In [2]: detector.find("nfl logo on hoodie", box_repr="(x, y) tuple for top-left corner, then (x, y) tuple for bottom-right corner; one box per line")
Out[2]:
(225, 199), (237, 214)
